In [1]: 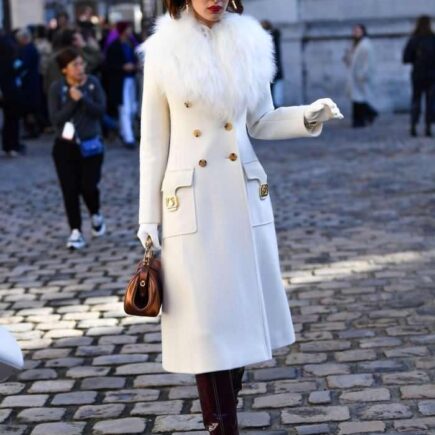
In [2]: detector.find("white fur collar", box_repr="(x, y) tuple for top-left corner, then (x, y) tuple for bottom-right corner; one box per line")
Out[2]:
(143, 10), (276, 120)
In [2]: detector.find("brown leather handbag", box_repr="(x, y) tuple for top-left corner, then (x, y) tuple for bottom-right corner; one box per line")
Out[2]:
(124, 236), (162, 317)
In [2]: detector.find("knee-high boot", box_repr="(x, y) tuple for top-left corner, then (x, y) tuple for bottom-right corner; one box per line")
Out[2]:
(230, 367), (245, 405)
(195, 369), (239, 434)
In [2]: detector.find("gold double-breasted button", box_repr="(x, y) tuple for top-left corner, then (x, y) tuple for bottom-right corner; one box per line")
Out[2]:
(199, 159), (207, 167)
(228, 153), (238, 161)
(224, 122), (233, 131)
(193, 129), (202, 138)
(184, 101), (192, 108)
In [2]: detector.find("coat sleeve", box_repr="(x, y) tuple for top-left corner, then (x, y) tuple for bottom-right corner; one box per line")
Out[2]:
(247, 83), (322, 140)
(403, 37), (417, 64)
(138, 56), (170, 225)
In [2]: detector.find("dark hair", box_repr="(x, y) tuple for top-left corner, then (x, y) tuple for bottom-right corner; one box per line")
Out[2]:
(356, 24), (368, 37)
(35, 24), (48, 39)
(57, 11), (70, 21)
(165, 0), (244, 19)
(56, 47), (81, 70)
(414, 15), (433, 36)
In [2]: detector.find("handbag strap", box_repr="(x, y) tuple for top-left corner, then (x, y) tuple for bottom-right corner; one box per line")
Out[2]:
(143, 236), (154, 265)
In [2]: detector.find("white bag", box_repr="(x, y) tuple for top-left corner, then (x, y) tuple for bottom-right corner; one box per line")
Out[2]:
(0, 326), (24, 382)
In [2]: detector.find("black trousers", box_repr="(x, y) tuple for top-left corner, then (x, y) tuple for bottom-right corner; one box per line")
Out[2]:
(411, 80), (434, 127)
(52, 138), (103, 231)
(2, 108), (20, 152)
(352, 102), (378, 128)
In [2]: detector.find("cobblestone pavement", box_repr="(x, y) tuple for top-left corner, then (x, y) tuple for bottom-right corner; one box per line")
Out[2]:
(1, 114), (435, 435)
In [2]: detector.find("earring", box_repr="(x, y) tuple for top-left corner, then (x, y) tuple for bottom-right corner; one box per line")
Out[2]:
(186, 1), (189, 12)
(231, 0), (237, 9)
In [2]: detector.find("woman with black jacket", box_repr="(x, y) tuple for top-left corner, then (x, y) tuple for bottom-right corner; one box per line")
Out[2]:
(403, 16), (435, 137)
(49, 47), (107, 250)
(0, 35), (25, 157)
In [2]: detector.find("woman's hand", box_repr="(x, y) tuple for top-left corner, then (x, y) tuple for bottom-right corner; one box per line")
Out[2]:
(137, 224), (161, 252)
(69, 86), (83, 102)
(304, 98), (344, 125)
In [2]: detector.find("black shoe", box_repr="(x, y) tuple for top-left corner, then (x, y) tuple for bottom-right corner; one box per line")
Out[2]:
(18, 143), (27, 155)
(425, 126), (432, 137)
(411, 126), (417, 137)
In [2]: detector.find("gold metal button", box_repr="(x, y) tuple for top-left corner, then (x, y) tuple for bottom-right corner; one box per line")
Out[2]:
(166, 195), (179, 211)
(184, 101), (192, 108)
(224, 122), (233, 131)
(260, 183), (269, 199)
(193, 129), (202, 138)
(228, 153), (238, 161)
(199, 159), (207, 167)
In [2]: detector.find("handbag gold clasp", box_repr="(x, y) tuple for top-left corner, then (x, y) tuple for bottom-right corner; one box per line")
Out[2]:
(259, 183), (269, 199)
(165, 195), (179, 211)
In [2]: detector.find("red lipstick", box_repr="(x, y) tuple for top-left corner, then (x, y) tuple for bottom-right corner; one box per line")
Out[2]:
(208, 5), (222, 13)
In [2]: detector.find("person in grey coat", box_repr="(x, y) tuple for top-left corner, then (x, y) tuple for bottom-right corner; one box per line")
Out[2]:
(48, 47), (107, 250)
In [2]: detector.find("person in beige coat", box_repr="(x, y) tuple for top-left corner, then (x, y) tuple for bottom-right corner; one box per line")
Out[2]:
(136, 0), (343, 432)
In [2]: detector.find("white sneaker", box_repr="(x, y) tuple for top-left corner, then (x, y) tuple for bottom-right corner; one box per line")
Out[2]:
(66, 229), (86, 250)
(91, 214), (106, 237)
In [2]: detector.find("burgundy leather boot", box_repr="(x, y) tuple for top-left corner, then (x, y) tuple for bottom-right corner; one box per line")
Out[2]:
(230, 367), (245, 405)
(195, 370), (239, 434)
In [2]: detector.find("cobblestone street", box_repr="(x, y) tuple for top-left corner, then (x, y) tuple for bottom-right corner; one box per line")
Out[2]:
(1, 114), (435, 435)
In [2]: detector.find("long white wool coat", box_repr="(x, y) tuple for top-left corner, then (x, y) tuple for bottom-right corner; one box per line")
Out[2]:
(139, 10), (322, 374)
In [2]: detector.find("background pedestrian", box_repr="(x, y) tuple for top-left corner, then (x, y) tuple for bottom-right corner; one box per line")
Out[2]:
(105, 21), (139, 149)
(16, 28), (42, 139)
(0, 35), (26, 157)
(344, 24), (378, 128)
(403, 15), (435, 137)
(48, 47), (106, 250)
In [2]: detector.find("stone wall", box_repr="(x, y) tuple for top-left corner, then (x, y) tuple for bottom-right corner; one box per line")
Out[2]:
(245, 0), (435, 113)
(10, 0), (44, 29)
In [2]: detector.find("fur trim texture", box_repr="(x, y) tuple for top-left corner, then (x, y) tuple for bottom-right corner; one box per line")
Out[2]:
(142, 10), (276, 120)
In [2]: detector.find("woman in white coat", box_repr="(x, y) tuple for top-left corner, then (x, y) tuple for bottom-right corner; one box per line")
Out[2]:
(137, 0), (343, 432)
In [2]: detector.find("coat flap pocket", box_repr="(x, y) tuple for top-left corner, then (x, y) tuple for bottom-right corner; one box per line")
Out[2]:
(243, 161), (268, 185)
(161, 169), (194, 195)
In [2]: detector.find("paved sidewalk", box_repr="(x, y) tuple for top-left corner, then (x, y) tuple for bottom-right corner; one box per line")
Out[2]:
(0, 114), (435, 435)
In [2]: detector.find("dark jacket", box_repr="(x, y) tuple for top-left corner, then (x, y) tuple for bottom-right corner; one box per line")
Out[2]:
(403, 34), (435, 83)
(0, 36), (26, 114)
(48, 74), (106, 141)
(18, 42), (41, 111)
(104, 39), (137, 112)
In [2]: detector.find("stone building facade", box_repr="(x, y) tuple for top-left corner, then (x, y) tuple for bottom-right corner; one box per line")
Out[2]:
(245, 0), (435, 114)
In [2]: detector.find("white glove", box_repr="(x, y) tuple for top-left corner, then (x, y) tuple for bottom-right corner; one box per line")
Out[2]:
(137, 223), (161, 251)
(304, 98), (344, 125)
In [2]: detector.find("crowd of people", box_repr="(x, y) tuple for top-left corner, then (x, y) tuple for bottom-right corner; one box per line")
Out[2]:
(0, 11), (143, 158)
(0, 11), (145, 249)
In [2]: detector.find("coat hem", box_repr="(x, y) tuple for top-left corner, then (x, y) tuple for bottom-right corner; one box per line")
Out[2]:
(162, 337), (296, 375)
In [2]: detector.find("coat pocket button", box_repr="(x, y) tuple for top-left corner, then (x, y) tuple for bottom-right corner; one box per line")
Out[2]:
(166, 195), (179, 211)
(224, 122), (233, 131)
(228, 153), (238, 161)
(199, 159), (207, 167)
(259, 183), (269, 199)
(193, 129), (202, 137)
